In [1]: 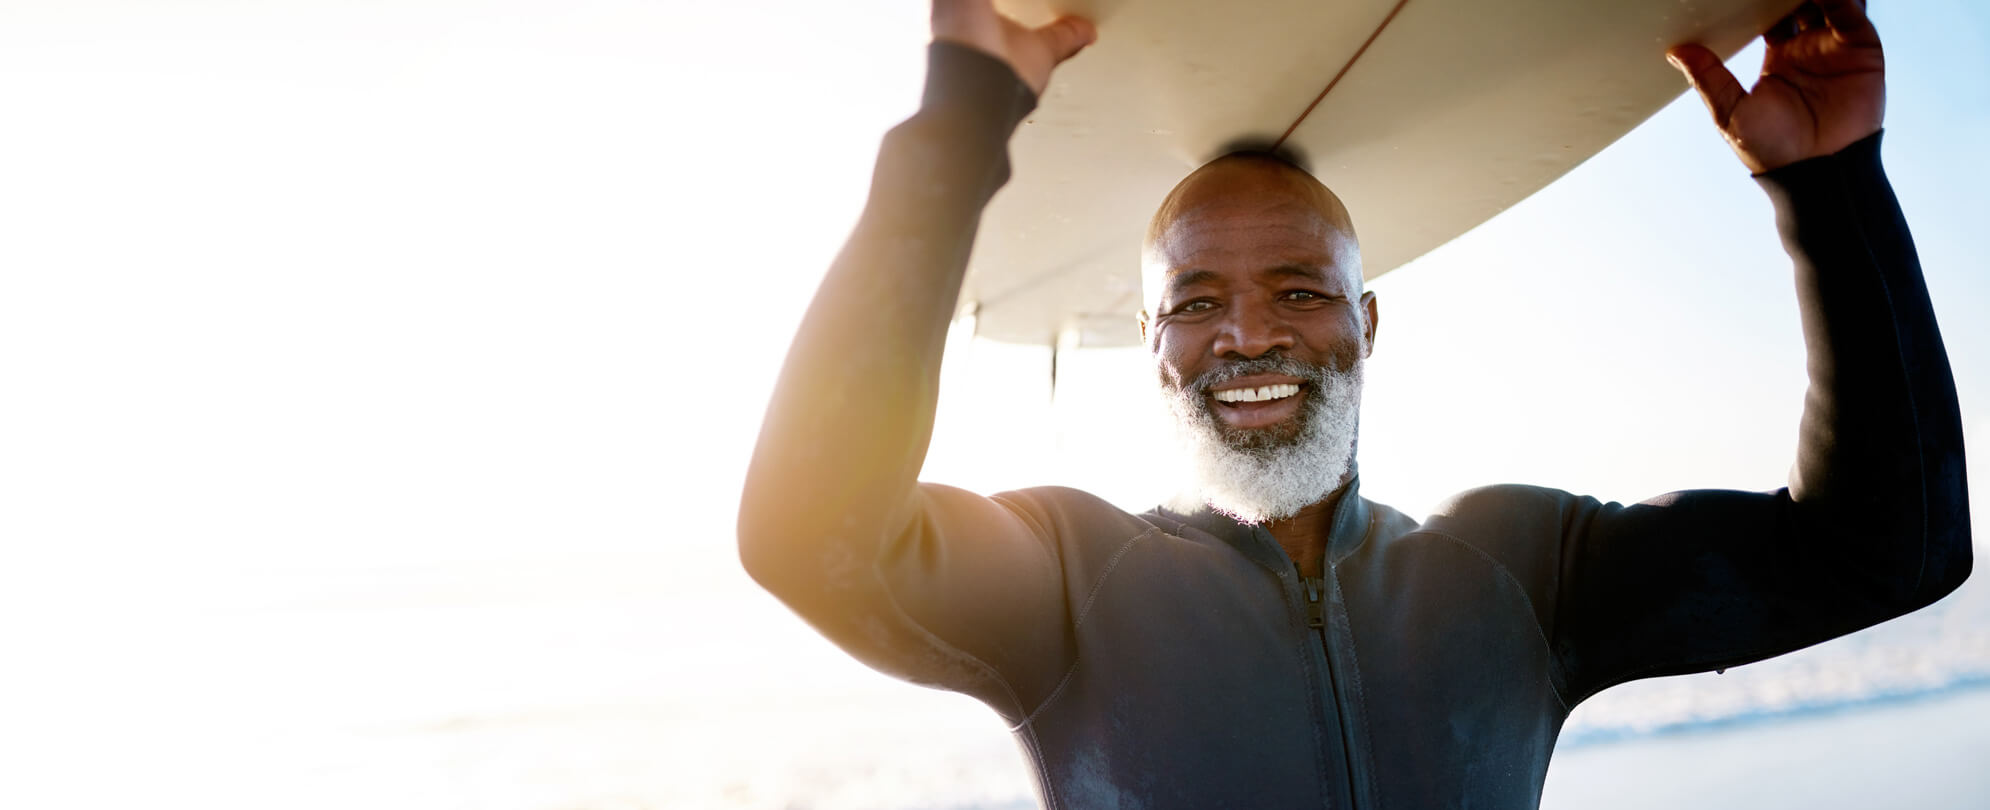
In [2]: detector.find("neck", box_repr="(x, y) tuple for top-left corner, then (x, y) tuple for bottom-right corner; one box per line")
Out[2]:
(1265, 484), (1348, 578)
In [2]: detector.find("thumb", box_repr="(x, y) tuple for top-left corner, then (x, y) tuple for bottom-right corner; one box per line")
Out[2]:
(1032, 15), (1096, 65)
(1667, 43), (1745, 129)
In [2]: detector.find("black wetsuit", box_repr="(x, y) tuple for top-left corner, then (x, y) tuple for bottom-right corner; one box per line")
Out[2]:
(739, 43), (1972, 809)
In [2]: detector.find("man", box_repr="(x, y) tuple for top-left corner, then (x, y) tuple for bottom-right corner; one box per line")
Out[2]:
(738, 0), (1971, 806)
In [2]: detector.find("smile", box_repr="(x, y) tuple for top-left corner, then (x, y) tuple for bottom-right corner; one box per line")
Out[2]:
(1211, 383), (1302, 403)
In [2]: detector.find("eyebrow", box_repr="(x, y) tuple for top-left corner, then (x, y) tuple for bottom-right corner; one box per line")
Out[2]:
(1164, 269), (1223, 299)
(1166, 264), (1330, 299)
(1264, 264), (1330, 283)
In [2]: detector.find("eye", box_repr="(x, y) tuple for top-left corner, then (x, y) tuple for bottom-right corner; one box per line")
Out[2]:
(1174, 299), (1218, 314)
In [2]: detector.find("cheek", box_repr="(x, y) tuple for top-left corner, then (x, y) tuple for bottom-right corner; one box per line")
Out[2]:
(1151, 326), (1202, 388)
(1295, 315), (1365, 366)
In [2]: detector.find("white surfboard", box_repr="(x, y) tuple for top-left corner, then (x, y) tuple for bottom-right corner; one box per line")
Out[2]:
(963, 0), (1798, 348)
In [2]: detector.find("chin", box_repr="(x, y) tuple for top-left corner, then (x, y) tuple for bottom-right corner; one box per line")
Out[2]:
(1163, 361), (1365, 523)
(1214, 414), (1309, 454)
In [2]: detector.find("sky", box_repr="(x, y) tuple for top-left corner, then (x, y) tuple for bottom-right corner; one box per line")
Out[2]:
(1, 1), (1987, 807)
(3, 0), (1983, 576)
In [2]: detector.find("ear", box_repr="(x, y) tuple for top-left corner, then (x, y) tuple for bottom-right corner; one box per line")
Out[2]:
(1137, 309), (1152, 346)
(1359, 291), (1378, 357)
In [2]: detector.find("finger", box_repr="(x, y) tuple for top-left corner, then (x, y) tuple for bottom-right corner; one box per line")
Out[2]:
(1667, 44), (1747, 129)
(1033, 15), (1097, 63)
(1813, 0), (1880, 44)
(1794, 3), (1827, 33)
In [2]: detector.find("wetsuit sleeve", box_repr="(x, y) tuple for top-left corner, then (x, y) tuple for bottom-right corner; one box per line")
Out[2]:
(737, 43), (1073, 719)
(1549, 131), (1972, 704)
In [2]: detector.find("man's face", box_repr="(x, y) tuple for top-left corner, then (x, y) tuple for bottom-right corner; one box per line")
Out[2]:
(1141, 160), (1376, 447)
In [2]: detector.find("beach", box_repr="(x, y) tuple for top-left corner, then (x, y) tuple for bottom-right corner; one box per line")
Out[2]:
(10, 555), (1982, 810)
(1541, 685), (1990, 810)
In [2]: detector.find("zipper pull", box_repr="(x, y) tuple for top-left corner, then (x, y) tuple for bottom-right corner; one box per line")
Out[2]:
(1302, 576), (1325, 629)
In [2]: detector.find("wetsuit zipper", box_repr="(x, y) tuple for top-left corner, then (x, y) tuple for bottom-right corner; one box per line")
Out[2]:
(1304, 570), (1364, 809)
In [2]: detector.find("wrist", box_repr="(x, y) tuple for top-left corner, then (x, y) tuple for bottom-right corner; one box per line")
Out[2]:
(1753, 129), (1885, 180)
(923, 40), (1038, 135)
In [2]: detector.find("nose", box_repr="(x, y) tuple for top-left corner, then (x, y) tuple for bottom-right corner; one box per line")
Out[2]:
(1209, 297), (1295, 359)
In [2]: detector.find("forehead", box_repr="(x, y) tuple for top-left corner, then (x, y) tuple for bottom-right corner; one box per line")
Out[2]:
(1153, 197), (1345, 265)
(1144, 171), (1361, 299)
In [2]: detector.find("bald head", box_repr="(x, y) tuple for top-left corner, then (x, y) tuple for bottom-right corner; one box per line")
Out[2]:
(1141, 154), (1363, 316)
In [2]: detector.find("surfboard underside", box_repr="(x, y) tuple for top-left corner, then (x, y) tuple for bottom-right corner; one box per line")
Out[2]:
(965, 0), (1797, 347)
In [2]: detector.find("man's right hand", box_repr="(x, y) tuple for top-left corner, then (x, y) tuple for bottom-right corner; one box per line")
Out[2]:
(932, 0), (1095, 96)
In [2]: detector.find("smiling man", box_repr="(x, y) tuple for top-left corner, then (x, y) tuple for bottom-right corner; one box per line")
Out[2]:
(738, 0), (1971, 807)
(1144, 152), (1374, 568)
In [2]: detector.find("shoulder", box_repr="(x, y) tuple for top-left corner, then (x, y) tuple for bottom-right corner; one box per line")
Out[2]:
(1415, 483), (1598, 570)
(1363, 495), (1421, 540)
(984, 485), (1158, 541)
(1424, 483), (1590, 527)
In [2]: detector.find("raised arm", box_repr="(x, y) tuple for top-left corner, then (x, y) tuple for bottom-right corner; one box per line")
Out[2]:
(1549, 0), (1971, 701)
(736, 4), (1094, 714)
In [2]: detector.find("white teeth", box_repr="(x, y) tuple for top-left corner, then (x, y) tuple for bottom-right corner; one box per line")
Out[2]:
(1212, 383), (1300, 403)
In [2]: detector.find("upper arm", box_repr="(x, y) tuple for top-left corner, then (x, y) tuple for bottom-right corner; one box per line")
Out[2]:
(1513, 136), (1973, 703)
(744, 482), (1075, 718)
(1549, 486), (1947, 703)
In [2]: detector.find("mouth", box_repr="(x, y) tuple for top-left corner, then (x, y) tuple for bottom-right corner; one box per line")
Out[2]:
(1206, 376), (1307, 430)
(1211, 383), (1301, 404)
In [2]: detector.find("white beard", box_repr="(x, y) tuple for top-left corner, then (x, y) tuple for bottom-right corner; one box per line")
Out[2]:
(1161, 356), (1363, 524)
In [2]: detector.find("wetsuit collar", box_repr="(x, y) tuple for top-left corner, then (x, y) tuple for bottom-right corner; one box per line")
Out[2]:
(1164, 469), (1374, 574)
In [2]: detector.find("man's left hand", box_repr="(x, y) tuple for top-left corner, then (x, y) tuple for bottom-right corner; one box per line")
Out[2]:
(1668, 0), (1884, 173)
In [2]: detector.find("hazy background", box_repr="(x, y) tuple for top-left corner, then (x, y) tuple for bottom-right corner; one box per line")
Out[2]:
(3, 1), (1986, 808)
